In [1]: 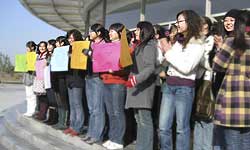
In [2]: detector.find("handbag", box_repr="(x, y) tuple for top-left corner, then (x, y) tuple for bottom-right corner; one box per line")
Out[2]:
(194, 78), (215, 122)
(33, 77), (46, 95)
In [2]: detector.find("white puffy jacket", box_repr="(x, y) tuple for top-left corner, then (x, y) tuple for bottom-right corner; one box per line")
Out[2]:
(164, 37), (205, 80)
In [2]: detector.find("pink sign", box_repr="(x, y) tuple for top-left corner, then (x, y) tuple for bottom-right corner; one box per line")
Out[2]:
(35, 59), (46, 80)
(92, 42), (121, 73)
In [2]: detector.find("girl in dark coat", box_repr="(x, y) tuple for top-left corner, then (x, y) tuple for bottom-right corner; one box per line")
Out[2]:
(125, 21), (157, 150)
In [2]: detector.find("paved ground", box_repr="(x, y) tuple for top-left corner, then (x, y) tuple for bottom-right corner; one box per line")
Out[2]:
(0, 117), (7, 150)
(0, 83), (137, 150)
(0, 84), (25, 115)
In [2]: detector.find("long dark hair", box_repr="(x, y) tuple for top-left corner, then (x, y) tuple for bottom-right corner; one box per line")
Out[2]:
(232, 10), (250, 53)
(37, 41), (47, 54)
(90, 23), (110, 42)
(223, 9), (241, 37)
(154, 24), (166, 39)
(176, 10), (201, 48)
(136, 21), (155, 50)
(66, 29), (83, 41)
(109, 23), (125, 39)
(201, 16), (212, 36)
(46, 39), (56, 58)
(56, 36), (69, 46)
(169, 24), (178, 44)
(26, 41), (36, 51)
(48, 39), (56, 49)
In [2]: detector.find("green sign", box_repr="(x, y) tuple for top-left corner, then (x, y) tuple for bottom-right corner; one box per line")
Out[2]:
(14, 54), (27, 72)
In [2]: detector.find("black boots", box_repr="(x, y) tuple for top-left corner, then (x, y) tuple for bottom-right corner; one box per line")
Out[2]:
(43, 107), (58, 125)
(34, 102), (48, 121)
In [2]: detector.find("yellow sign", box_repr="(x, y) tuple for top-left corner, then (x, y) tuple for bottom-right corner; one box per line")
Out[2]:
(70, 41), (90, 70)
(120, 27), (133, 68)
(26, 52), (36, 71)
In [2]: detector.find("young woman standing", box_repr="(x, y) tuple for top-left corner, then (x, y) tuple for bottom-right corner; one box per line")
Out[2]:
(34, 41), (49, 121)
(193, 16), (215, 150)
(44, 39), (58, 125)
(125, 21), (157, 150)
(82, 23), (110, 144)
(158, 10), (204, 150)
(101, 23), (128, 150)
(52, 36), (70, 130)
(153, 24), (171, 129)
(211, 9), (241, 149)
(213, 10), (250, 150)
(23, 41), (37, 117)
(63, 29), (85, 136)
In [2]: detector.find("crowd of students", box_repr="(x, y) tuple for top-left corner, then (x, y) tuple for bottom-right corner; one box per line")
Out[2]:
(22, 8), (250, 150)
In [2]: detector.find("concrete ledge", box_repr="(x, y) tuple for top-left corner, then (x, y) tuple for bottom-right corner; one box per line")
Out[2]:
(0, 119), (38, 150)
(0, 130), (39, 150)
(17, 115), (104, 150)
(0, 143), (7, 150)
(1, 102), (135, 150)
(3, 105), (83, 150)
(16, 103), (105, 150)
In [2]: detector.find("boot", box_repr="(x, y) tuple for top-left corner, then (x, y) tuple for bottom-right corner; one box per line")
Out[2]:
(52, 108), (67, 130)
(35, 102), (48, 121)
(43, 107), (58, 125)
(43, 107), (52, 123)
(46, 107), (58, 125)
(32, 98), (40, 119)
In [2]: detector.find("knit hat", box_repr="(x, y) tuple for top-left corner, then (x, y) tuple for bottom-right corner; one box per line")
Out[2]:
(224, 9), (241, 19)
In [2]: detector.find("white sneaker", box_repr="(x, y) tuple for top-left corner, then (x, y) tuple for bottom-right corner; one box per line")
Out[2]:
(102, 140), (111, 148)
(106, 141), (124, 150)
(23, 113), (33, 117)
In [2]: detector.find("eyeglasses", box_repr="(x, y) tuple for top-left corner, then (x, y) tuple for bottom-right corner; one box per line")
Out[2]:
(175, 20), (186, 24)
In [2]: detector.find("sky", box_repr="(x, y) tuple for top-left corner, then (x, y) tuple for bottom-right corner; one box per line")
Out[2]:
(1, 0), (249, 64)
(0, 0), (206, 65)
(0, 0), (64, 63)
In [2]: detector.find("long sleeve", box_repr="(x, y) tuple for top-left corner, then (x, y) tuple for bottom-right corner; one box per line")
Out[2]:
(135, 44), (156, 83)
(201, 35), (214, 70)
(165, 40), (204, 75)
(213, 38), (234, 72)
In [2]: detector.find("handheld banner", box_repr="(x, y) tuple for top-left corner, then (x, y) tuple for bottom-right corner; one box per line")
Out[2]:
(51, 45), (69, 72)
(14, 54), (27, 72)
(26, 52), (36, 71)
(35, 59), (46, 80)
(92, 42), (120, 72)
(70, 41), (90, 70)
(120, 27), (133, 67)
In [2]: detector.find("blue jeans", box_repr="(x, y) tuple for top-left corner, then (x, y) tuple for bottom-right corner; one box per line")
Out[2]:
(213, 125), (225, 150)
(220, 126), (250, 150)
(159, 84), (194, 150)
(103, 84), (126, 144)
(85, 76), (105, 141)
(68, 87), (84, 133)
(193, 121), (213, 150)
(134, 109), (153, 150)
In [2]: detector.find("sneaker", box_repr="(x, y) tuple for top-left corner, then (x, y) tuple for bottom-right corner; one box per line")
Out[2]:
(23, 113), (33, 117)
(52, 123), (67, 130)
(69, 129), (79, 137)
(81, 135), (91, 141)
(102, 140), (111, 148)
(85, 138), (98, 145)
(63, 128), (73, 134)
(106, 141), (124, 150)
